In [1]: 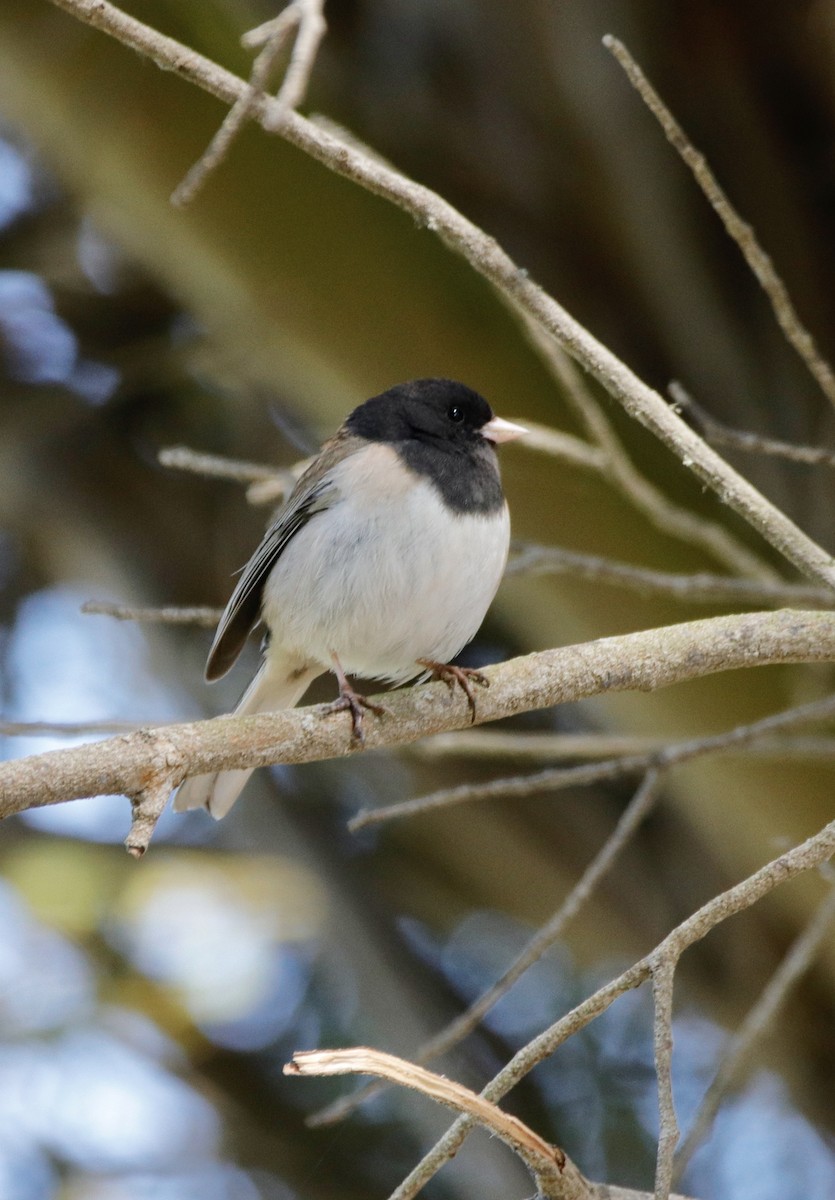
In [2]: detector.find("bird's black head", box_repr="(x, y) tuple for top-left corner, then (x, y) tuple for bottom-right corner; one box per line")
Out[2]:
(346, 378), (495, 449)
(345, 378), (505, 514)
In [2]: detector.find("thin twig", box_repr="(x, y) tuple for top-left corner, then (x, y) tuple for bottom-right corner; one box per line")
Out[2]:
(158, 444), (287, 484)
(45, 0), (835, 591)
(389, 818), (835, 1198)
(172, 0), (327, 206)
(650, 958), (680, 1200)
(412, 729), (835, 763)
(670, 382), (835, 467)
(514, 422), (607, 472)
(349, 689), (835, 830)
(125, 766), (176, 857)
(285, 1048), (571, 1195)
(604, 36), (835, 413)
(673, 882), (835, 1179)
(326, 695), (835, 1125)
(523, 320), (777, 583)
(170, 31), (288, 208)
(508, 542), (834, 607)
(82, 600), (222, 627)
(266, 0), (327, 123)
(0, 719), (143, 737)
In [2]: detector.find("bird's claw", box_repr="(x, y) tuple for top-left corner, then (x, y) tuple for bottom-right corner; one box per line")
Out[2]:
(417, 659), (489, 722)
(325, 684), (387, 744)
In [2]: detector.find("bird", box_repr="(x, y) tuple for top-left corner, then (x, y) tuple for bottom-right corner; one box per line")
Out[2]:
(174, 377), (525, 818)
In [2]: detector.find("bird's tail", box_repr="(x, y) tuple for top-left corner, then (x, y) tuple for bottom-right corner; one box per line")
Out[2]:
(173, 658), (318, 819)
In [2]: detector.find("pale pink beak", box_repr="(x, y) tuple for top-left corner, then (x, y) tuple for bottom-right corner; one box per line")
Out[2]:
(482, 414), (527, 444)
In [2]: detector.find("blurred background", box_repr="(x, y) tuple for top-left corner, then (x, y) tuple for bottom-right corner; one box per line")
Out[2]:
(1, 1), (835, 1197)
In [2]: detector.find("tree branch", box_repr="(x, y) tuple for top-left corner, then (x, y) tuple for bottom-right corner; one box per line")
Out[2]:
(2, 608), (835, 852)
(388, 817), (835, 1198)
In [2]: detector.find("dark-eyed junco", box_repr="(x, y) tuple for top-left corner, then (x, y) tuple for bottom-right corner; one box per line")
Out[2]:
(175, 378), (525, 818)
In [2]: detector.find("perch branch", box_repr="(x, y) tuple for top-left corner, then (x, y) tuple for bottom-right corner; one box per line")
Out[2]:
(3, 610), (835, 849)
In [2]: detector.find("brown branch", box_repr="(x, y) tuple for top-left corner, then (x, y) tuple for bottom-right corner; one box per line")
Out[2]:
(3, 610), (835, 852)
(508, 543), (834, 607)
(411, 729), (835, 763)
(285, 1048), (574, 1198)
(670, 383), (835, 467)
(82, 600), (222, 627)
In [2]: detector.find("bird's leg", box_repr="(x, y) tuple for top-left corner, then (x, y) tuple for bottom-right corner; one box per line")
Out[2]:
(416, 659), (489, 722)
(324, 653), (387, 743)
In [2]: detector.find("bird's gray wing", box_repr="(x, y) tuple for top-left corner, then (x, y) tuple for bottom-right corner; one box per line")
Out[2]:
(204, 449), (345, 681)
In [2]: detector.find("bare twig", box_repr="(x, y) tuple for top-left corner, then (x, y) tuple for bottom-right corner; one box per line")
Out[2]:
(172, 0), (327, 206)
(123, 742), (179, 856)
(670, 382), (835, 467)
(44, 0), (835, 591)
(82, 600), (222, 627)
(650, 958), (679, 1200)
(390, 817), (835, 1198)
(514, 421), (607, 472)
(523, 323), (778, 582)
(0, 719), (142, 736)
(673, 881), (835, 1179)
(604, 36), (835, 412)
(349, 688), (835, 830)
(412, 728), (835, 763)
(285, 1048), (573, 1197)
(158, 444), (287, 484)
(509, 542), (834, 607)
(263, 0), (327, 123)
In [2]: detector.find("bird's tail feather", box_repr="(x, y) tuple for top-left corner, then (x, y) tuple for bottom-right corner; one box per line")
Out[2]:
(173, 659), (317, 819)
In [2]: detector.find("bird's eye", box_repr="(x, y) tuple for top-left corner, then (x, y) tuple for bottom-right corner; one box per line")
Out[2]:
(448, 404), (465, 423)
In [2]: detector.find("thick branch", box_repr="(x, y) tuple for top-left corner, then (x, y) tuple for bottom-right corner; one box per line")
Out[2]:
(1, 609), (834, 821)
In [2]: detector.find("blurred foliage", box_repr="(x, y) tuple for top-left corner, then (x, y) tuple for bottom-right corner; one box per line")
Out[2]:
(0, 1), (835, 1197)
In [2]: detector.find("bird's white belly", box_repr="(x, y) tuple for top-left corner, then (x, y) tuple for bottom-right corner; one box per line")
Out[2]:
(262, 473), (509, 683)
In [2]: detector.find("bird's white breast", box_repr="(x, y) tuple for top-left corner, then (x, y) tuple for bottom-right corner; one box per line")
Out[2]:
(262, 443), (510, 682)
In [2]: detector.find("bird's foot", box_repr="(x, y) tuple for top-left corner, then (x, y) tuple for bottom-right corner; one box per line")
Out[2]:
(326, 676), (391, 739)
(417, 659), (489, 722)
